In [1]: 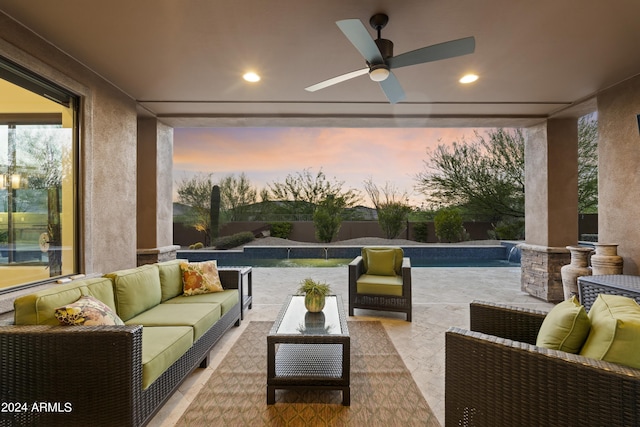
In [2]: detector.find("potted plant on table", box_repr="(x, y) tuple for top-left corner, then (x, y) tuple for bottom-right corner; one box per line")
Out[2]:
(297, 278), (332, 312)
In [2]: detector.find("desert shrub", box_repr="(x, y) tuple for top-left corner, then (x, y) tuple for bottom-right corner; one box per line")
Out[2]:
(313, 195), (346, 243)
(434, 208), (467, 243)
(269, 222), (293, 239)
(213, 231), (255, 249)
(377, 202), (412, 239)
(490, 218), (525, 240)
(413, 222), (430, 242)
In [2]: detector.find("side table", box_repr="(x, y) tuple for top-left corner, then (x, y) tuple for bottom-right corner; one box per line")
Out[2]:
(578, 274), (640, 311)
(218, 266), (252, 320)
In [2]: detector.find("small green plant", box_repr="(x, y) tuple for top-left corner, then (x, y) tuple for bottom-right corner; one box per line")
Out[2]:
(269, 222), (293, 239)
(189, 242), (204, 250)
(297, 278), (332, 296)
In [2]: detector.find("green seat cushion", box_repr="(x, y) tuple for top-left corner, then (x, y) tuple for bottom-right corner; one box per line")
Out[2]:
(580, 294), (640, 368)
(14, 277), (115, 325)
(125, 303), (221, 341)
(141, 326), (193, 389)
(164, 289), (239, 315)
(157, 258), (188, 302)
(356, 274), (403, 296)
(105, 264), (162, 321)
(362, 246), (404, 275)
(535, 296), (590, 353)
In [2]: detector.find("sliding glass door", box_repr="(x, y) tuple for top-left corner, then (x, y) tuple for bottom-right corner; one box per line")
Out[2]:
(0, 57), (78, 290)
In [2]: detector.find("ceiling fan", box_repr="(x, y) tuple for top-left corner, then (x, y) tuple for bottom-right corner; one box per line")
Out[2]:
(305, 13), (475, 104)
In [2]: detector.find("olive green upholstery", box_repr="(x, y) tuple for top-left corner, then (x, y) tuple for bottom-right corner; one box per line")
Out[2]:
(5, 262), (244, 426)
(141, 326), (193, 389)
(349, 246), (412, 321)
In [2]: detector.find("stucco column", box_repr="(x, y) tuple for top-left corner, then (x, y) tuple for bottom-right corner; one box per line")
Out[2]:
(597, 75), (640, 274)
(136, 117), (179, 265)
(521, 118), (579, 302)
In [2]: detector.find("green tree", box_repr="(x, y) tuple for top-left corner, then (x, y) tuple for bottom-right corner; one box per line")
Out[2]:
(363, 179), (412, 239)
(176, 173), (215, 245)
(415, 120), (598, 224)
(268, 168), (360, 217)
(415, 129), (525, 221)
(218, 172), (258, 221)
(313, 194), (347, 243)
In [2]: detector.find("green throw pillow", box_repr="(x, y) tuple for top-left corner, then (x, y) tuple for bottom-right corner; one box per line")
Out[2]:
(365, 249), (397, 276)
(580, 294), (640, 369)
(536, 295), (590, 354)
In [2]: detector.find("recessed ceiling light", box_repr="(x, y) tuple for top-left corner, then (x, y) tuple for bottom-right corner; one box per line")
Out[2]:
(243, 72), (261, 82)
(459, 74), (479, 84)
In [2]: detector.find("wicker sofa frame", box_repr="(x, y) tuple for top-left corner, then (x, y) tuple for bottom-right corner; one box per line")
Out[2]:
(0, 269), (243, 427)
(348, 255), (412, 321)
(445, 300), (640, 427)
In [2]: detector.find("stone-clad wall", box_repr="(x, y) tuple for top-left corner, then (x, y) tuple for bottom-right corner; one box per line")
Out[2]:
(520, 244), (570, 303)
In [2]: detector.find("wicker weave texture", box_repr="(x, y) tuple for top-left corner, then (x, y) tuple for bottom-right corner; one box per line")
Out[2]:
(445, 301), (640, 427)
(579, 275), (640, 311)
(348, 255), (412, 321)
(0, 271), (244, 427)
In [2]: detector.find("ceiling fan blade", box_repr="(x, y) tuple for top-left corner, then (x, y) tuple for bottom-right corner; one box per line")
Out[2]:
(379, 71), (405, 104)
(305, 68), (369, 92)
(336, 19), (383, 64)
(388, 36), (475, 69)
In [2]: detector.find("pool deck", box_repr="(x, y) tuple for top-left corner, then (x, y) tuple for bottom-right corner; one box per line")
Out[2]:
(148, 265), (553, 427)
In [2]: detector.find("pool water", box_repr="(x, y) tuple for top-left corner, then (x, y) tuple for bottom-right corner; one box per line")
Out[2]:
(216, 258), (520, 268)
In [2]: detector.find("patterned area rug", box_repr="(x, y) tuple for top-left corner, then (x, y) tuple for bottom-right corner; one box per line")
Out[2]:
(177, 321), (439, 426)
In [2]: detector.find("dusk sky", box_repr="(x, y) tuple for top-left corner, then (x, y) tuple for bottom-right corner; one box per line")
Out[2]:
(173, 127), (492, 207)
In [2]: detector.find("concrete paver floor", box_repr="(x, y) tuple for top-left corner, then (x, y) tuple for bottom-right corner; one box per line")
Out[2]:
(148, 266), (554, 426)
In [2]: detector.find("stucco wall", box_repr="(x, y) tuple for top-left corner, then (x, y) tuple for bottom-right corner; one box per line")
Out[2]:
(1, 12), (139, 273)
(597, 74), (640, 274)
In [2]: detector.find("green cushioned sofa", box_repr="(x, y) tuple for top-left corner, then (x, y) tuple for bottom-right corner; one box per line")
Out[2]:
(446, 300), (640, 427)
(0, 259), (242, 427)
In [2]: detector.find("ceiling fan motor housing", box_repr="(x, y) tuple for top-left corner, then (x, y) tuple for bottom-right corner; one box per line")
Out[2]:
(375, 38), (393, 60)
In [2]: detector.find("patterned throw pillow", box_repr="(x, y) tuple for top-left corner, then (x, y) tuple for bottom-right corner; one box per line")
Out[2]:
(180, 260), (224, 296)
(54, 295), (125, 326)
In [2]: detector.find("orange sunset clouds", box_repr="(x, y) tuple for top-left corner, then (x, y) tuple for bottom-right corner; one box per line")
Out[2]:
(173, 127), (489, 207)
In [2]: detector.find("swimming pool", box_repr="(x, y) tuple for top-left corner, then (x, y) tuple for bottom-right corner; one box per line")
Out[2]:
(179, 243), (522, 268)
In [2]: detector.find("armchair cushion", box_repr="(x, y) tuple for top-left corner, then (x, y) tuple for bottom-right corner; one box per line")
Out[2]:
(535, 295), (590, 353)
(356, 274), (403, 296)
(365, 249), (397, 276)
(580, 294), (640, 369)
(362, 246), (403, 275)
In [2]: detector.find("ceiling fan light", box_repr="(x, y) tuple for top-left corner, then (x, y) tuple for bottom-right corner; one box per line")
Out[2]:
(369, 67), (390, 82)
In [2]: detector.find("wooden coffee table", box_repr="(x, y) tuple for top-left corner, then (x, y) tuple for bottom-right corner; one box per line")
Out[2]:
(267, 294), (350, 405)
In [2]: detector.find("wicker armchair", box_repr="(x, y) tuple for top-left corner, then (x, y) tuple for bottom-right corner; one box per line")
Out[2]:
(348, 246), (412, 321)
(445, 300), (640, 427)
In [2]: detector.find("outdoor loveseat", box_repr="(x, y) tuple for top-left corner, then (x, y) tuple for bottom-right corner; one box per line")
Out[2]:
(445, 299), (640, 427)
(0, 259), (242, 427)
